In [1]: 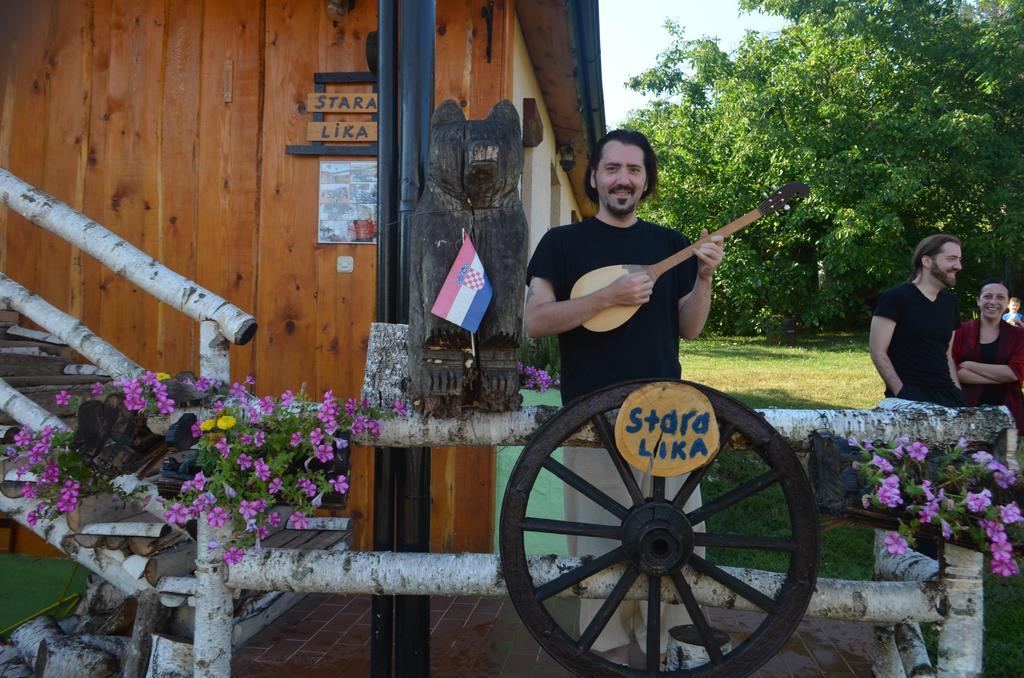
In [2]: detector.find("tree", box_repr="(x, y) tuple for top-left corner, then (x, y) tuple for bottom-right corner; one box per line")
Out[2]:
(625, 0), (1024, 334)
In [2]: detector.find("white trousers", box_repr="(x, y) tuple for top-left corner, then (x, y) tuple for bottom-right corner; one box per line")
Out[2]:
(563, 446), (705, 652)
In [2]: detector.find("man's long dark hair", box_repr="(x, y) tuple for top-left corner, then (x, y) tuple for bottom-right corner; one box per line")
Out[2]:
(908, 233), (961, 282)
(584, 129), (658, 204)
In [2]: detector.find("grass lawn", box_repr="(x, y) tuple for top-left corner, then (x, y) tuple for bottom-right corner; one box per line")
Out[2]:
(497, 332), (1022, 675)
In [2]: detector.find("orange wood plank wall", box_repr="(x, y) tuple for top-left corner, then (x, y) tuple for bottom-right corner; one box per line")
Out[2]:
(0, 0), (520, 553)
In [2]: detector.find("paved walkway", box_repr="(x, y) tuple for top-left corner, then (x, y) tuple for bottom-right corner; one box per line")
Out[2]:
(232, 593), (875, 676)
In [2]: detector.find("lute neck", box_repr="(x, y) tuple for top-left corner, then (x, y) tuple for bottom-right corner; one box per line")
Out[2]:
(647, 206), (763, 281)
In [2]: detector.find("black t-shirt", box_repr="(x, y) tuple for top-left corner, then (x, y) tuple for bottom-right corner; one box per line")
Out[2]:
(979, 338), (1002, 405)
(527, 217), (697, 404)
(874, 282), (961, 392)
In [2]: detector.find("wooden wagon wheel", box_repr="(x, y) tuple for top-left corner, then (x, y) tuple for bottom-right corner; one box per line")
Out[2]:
(499, 379), (819, 677)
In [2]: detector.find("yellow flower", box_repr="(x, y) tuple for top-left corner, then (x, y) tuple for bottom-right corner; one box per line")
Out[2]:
(199, 419), (216, 432)
(156, 372), (172, 381)
(217, 415), (237, 430)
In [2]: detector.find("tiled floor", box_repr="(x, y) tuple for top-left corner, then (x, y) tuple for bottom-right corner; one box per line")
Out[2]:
(232, 594), (875, 676)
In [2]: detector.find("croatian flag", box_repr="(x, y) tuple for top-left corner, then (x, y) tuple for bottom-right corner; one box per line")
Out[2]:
(431, 233), (493, 333)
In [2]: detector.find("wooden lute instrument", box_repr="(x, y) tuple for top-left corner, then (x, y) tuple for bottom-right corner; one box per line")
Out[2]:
(571, 182), (810, 332)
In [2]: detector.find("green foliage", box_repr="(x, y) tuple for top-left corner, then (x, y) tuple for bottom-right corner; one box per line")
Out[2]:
(625, 1), (1024, 334)
(518, 335), (561, 375)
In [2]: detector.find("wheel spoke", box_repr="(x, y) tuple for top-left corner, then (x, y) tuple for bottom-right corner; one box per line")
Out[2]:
(535, 546), (627, 602)
(521, 517), (621, 540)
(693, 533), (797, 552)
(652, 475), (665, 501)
(578, 564), (640, 651)
(542, 457), (629, 520)
(591, 414), (645, 506)
(645, 574), (661, 674)
(687, 470), (780, 526)
(688, 554), (779, 613)
(671, 463), (710, 510)
(669, 571), (725, 665)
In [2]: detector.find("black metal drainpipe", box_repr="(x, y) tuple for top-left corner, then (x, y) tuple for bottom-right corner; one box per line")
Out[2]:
(397, 0), (435, 676)
(372, 0), (399, 675)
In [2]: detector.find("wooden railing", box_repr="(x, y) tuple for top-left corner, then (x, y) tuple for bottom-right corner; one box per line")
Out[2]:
(0, 166), (257, 429)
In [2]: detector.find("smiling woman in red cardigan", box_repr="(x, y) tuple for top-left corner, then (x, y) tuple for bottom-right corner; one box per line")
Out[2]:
(952, 277), (1024, 430)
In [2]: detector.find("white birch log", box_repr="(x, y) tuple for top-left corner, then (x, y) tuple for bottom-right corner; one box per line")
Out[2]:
(349, 402), (1013, 449)
(0, 493), (151, 596)
(936, 544), (984, 677)
(192, 520), (232, 678)
(0, 273), (143, 377)
(145, 634), (192, 678)
(35, 636), (120, 678)
(361, 323), (1013, 447)
(0, 167), (257, 345)
(0, 375), (69, 432)
(198, 320), (230, 384)
(873, 625), (907, 678)
(81, 521), (170, 539)
(9, 616), (63, 666)
(895, 622), (936, 678)
(874, 530), (939, 583)
(225, 550), (946, 624)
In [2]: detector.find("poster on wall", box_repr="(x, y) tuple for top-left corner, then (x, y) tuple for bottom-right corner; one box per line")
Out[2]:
(318, 160), (378, 244)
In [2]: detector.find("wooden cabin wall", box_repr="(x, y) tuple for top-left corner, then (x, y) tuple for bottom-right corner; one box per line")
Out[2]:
(0, 0), (519, 553)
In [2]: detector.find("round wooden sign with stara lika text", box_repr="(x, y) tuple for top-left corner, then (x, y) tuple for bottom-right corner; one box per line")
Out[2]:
(613, 382), (721, 477)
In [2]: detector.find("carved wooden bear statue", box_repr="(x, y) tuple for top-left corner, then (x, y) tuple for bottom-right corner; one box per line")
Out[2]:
(408, 99), (528, 417)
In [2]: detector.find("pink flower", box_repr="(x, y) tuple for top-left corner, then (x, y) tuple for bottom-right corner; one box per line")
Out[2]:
(191, 471), (206, 492)
(212, 400), (225, 414)
(315, 444), (333, 463)
(297, 477), (317, 497)
(281, 390), (295, 406)
(991, 558), (1020, 577)
(238, 499), (266, 521)
(289, 432), (303, 447)
(876, 475), (902, 508)
(253, 458), (271, 481)
(990, 539), (1014, 563)
(237, 453), (253, 470)
(884, 533), (908, 556)
(91, 381), (105, 397)
(207, 506), (229, 527)
(229, 382), (248, 399)
(268, 477), (283, 494)
(223, 546), (245, 565)
(972, 450), (993, 464)
(918, 501), (939, 524)
(941, 519), (952, 540)
(1000, 502), (1021, 524)
(966, 489), (992, 514)
(330, 475), (349, 494)
(310, 428), (324, 446)
(267, 512), (282, 527)
(55, 390), (71, 406)
(906, 442), (928, 462)
(215, 437), (231, 458)
(259, 396), (275, 415)
(165, 503), (189, 525)
(191, 422), (203, 438)
(393, 399), (409, 417)
(870, 455), (893, 473)
(288, 512), (309, 529)
(253, 431), (266, 447)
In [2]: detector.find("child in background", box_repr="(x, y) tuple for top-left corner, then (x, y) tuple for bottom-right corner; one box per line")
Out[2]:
(1004, 297), (1023, 328)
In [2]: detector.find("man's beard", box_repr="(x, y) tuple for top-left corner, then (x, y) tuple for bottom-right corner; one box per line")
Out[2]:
(603, 187), (638, 217)
(930, 261), (956, 288)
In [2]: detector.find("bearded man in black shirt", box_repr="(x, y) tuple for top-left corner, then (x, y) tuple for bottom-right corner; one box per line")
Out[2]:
(869, 233), (967, 407)
(523, 130), (724, 667)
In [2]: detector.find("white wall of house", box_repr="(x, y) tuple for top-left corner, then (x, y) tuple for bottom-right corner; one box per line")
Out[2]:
(511, 18), (581, 256)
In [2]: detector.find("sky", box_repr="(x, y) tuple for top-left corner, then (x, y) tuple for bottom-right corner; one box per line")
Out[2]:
(598, 1), (788, 126)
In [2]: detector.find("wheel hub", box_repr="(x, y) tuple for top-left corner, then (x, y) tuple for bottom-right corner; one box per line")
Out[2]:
(621, 501), (694, 575)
